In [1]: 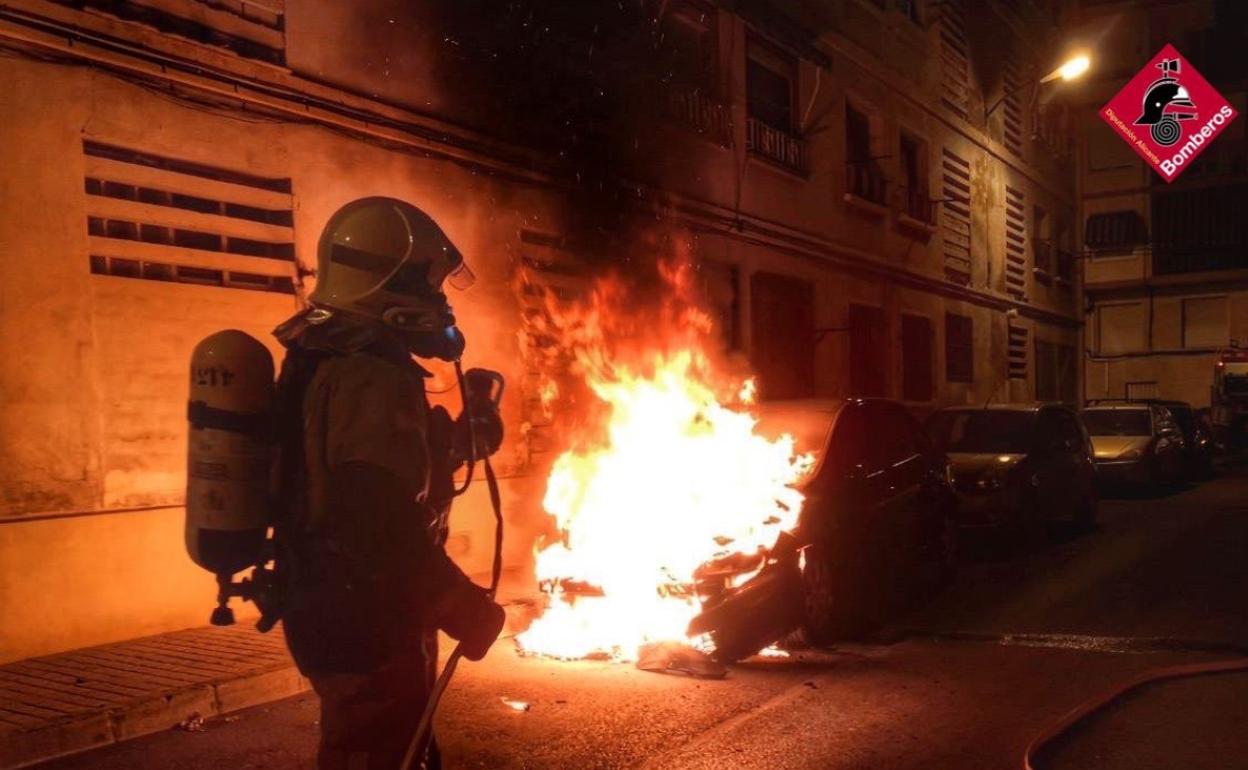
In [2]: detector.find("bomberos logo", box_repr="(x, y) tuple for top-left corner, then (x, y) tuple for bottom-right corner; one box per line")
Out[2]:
(1100, 44), (1237, 182)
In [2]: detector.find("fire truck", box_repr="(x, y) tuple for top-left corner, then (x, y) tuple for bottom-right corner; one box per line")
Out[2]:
(1211, 346), (1248, 450)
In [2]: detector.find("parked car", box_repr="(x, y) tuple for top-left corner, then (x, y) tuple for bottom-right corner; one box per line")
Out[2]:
(1080, 402), (1187, 486)
(752, 398), (958, 645)
(1148, 400), (1214, 479)
(925, 404), (1099, 544)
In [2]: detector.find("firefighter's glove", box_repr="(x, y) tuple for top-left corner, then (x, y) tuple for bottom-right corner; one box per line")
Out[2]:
(452, 406), (504, 464)
(434, 581), (505, 662)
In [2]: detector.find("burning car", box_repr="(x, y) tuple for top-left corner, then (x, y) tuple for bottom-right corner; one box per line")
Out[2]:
(742, 398), (959, 648)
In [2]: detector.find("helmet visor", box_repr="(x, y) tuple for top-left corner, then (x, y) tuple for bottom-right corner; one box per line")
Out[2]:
(447, 260), (476, 291)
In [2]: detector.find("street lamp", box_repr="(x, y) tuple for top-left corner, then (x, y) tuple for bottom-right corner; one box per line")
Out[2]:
(985, 53), (1091, 120)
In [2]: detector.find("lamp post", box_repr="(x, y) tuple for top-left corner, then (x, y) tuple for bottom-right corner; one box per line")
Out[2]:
(985, 53), (1091, 121)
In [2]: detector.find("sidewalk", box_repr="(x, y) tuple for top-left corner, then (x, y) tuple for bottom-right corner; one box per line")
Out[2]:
(0, 587), (540, 769)
(0, 624), (305, 770)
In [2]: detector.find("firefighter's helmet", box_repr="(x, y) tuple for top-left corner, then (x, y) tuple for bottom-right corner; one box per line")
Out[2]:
(310, 197), (474, 334)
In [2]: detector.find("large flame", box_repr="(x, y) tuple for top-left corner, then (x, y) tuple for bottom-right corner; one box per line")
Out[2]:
(515, 249), (813, 661)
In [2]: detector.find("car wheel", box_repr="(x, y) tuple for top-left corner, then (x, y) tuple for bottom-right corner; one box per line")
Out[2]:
(799, 544), (869, 646)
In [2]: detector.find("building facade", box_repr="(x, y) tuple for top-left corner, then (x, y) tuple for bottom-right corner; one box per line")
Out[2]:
(1075, 0), (1247, 407)
(0, 0), (1083, 663)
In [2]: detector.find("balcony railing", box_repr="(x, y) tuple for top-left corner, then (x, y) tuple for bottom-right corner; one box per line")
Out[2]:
(846, 161), (887, 206)
(660, 83), (732, 146)
(746, 118), (808, 174)
(898, 186), (934, 224)
(1033, 239), (1053, 280)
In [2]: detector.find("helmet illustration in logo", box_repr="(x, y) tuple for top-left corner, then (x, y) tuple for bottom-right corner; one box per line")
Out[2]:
(1133, 58), (1196, 146)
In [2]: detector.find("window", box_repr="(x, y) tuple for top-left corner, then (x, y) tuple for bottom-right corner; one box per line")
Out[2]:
(746, 40), (795, 132)
(1182, 296), (1229, 348)
(1007, 324), (1029, 380)
(850, 304), (888, 397)
(866, 401), (925, 469)
(49, 0), (285, 65)
(750, 272), (814, 399)
(940, 147), (973, 284)
(899, 132), (930, 221)
(898, 0), (922, 24)
(663, 5), (717, 93)
(659, 6), (729, 144)
(846, 103), (872, 164)
(1097, 302), (1147, 354)
(745, 39), (805, 171)
(1033, 205), (1052, 279)
(846, 103), (884, 203)
(1086, 211), (1148, 253)
(938, 0), (970, 119)
(83, 140), (298, 294)
(901, 314), (934, 402)
(1004, 185), (1027, 299)
(945, 313), (973, 383)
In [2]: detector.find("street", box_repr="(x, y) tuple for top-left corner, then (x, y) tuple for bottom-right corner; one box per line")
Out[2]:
(36, 464), (1248, 770)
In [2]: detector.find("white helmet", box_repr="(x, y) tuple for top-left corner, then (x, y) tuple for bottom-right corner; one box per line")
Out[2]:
(310, 197), (474, 335)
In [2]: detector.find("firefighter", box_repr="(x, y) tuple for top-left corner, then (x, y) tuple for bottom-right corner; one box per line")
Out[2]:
(271, 197), (505, 770)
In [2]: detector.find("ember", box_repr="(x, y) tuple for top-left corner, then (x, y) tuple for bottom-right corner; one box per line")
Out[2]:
(515, 248), (814, 662)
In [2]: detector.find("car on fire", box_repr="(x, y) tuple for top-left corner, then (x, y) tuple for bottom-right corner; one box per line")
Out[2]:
(925, 404), (1099, 543)
(1080, 402), (1187, 487)
(751, 398), (959, 645)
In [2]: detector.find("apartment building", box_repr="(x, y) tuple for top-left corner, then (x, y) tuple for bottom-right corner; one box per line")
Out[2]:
(0, 0), (1084, 662)
(1075, 0), (1247, 406)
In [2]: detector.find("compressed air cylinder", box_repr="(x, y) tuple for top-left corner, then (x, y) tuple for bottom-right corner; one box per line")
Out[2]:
(185, 330), (275, 577)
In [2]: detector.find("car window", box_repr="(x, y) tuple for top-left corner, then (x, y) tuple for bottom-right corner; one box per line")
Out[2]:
(1034, 410), (1063, 453)
(1061, 411), (1085, 446)
(868, 402), (922, 469)
(1081, 408), (1151, 436)
(828, 402), (869, 475)
(927, 409), (1034, 454)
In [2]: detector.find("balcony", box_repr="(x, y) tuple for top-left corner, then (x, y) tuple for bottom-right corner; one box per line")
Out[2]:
(845, 161), (887, 207)
(746, 118), (807, 174)
(1033, 239), (1053, 282)
(660, 83), (732, 147)
(897, 186), (935, 225)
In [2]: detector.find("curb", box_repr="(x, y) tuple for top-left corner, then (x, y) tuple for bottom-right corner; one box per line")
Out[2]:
(0, 595), (539, 770)
(0, 663), (309, 770)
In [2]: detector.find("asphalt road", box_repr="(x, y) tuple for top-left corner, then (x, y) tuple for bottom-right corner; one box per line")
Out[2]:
(37, 464), (1248, 770)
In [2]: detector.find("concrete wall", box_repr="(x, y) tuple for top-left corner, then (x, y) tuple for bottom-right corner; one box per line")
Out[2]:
(0, 53), (562, 663)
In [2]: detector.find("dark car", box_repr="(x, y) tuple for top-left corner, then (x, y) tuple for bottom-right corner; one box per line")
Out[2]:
(1110, 400), (1213, 479)
(753, 398), (958, 644)
(1080, 402), (1186, 486)
(925, 404), (1099, 544)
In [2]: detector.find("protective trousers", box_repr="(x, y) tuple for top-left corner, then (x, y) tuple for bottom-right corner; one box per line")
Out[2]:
(311, 632), (441, 770)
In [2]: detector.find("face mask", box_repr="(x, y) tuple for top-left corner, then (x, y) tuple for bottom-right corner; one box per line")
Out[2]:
(407, 325), (466, 362)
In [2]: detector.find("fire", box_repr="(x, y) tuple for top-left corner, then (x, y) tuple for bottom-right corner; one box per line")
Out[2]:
(515, 249), (813, 662)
